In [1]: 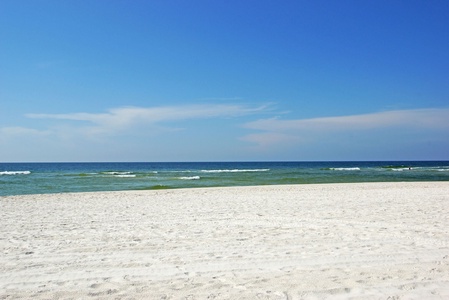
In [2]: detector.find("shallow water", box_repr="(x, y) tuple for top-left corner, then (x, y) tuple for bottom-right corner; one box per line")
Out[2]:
(1, 161), (448, 196)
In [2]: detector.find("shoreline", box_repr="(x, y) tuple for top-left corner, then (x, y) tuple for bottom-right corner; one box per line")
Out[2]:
(2, 161), (448, 197)
(2, 182), (449, 299)
(3, 180), (449, 198)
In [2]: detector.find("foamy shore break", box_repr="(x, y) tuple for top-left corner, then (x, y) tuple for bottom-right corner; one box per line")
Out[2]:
(1, 182), (449, 299)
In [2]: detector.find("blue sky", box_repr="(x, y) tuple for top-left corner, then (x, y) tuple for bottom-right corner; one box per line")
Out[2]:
(1, 0), (448, 162)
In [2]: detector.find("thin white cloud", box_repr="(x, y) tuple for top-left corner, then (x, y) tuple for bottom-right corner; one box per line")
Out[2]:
(3, 106), (448, 161)
(242, 108), (449, 146)
(0, 126), (50, 136)
(242, 132), (301, 147)
(244, 108), (449, 131)
(25, 104), (268, 136)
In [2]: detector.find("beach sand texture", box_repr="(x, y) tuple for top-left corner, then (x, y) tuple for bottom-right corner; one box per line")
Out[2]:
(1, 182), (449, 299)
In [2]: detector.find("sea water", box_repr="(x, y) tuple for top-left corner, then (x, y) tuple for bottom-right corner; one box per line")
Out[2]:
(1, 161), (448, 196)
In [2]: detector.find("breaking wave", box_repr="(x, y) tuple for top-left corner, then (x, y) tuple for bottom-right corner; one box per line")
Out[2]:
(0, 171), (31, 175)
(179, 176), (201, 180)
(102, 171), (133, 175)
(201, 169), (270, 173)
(328, 168), (361, 171)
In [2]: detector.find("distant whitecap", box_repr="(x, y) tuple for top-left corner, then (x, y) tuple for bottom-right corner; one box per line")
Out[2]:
(179, 176), (201, 180)
(201, 169), (270, 173)
(0, 171), (31, 175)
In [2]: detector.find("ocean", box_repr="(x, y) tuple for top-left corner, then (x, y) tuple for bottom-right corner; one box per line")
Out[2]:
(1, 161), (448, 196)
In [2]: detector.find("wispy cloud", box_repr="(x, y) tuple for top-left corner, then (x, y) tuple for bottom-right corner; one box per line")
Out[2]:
(242, 108), (449, 147)
(0, 126), (50, 137)
(3, 106), (448, 161)
(25, 104), (269, 137)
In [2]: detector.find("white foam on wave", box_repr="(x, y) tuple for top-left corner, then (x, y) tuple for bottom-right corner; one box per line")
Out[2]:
(0, 171), (31, 175)
(201, 169), (270, 173)
(411, 166), (449, 172)
(114, 174), (136, 178)
(179, 176), (201, 180)
(330, 167), (360, 171)
(103, 171), (133, 175)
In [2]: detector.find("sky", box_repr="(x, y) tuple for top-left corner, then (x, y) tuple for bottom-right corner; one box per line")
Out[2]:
(1, 0), (448, 162)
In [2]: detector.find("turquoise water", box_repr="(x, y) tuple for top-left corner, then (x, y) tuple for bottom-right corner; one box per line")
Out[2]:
(1, 161), (448, 196)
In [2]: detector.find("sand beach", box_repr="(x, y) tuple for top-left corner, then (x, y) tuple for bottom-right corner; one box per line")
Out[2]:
(1, 182), (449, 299)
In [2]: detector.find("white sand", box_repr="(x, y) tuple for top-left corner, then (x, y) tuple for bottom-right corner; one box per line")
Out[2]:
(1, 182), (449, 299)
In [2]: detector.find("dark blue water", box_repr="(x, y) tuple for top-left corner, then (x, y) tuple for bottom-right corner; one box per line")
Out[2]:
(1, 161), (448, 196)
